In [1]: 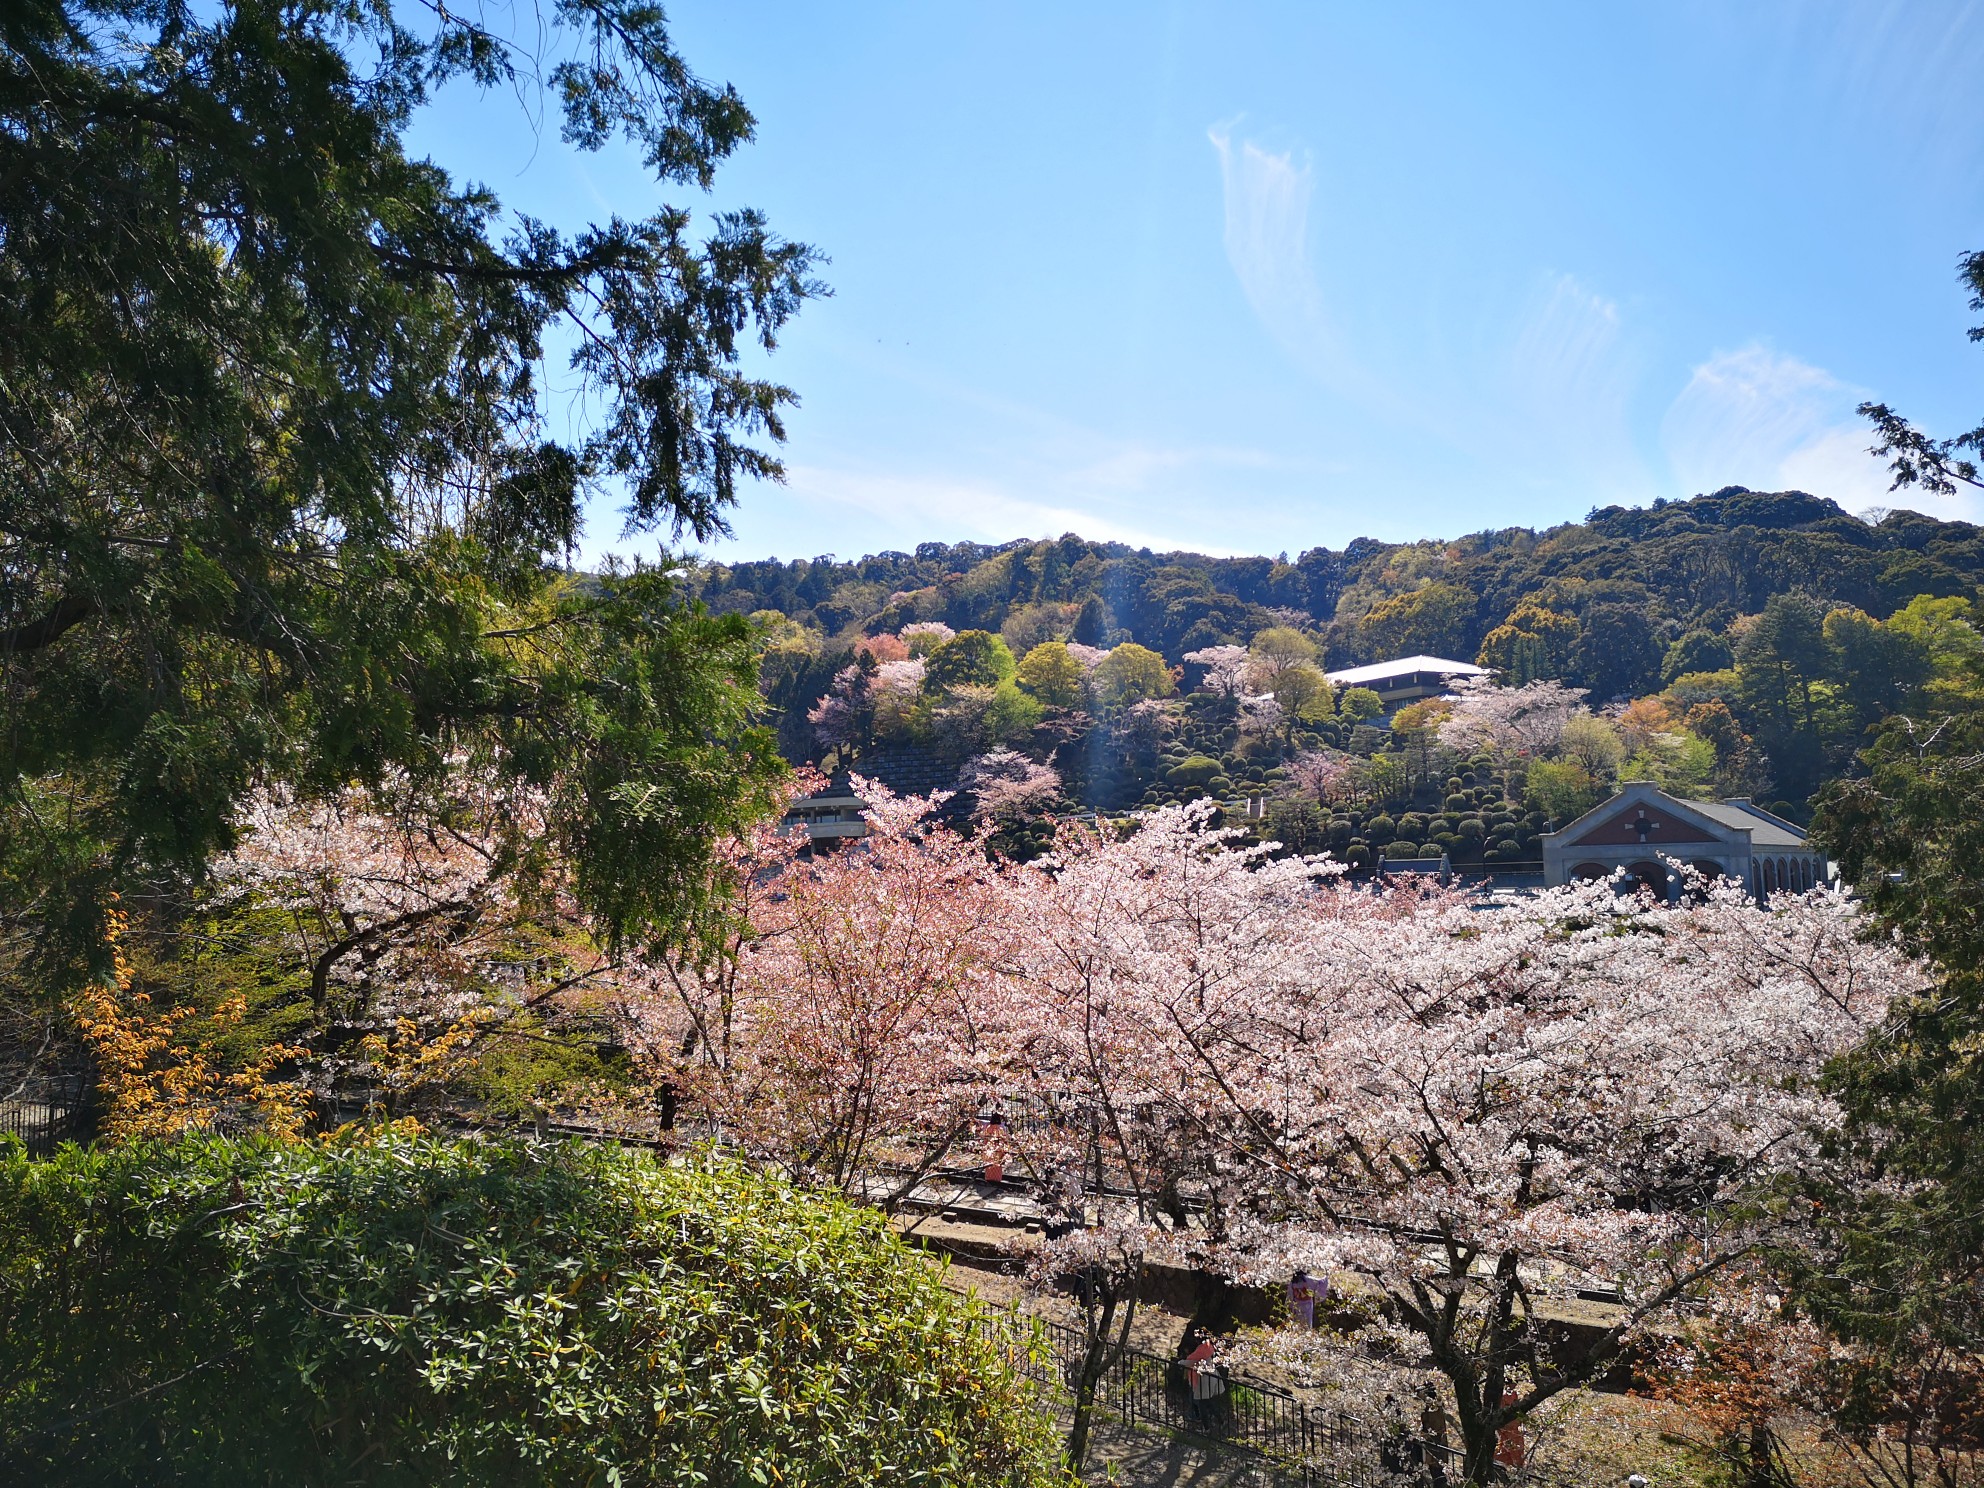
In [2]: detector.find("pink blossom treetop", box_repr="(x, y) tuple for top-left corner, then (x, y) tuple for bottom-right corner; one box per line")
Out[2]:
(899, 620), (956, 656)
(621, 778), (1013, 1204)
(1062, 641), (1109, 674)
(806, 662), (871, 751)
(1284, 748), (1357, 805)
(855, 631), (911, 664)
(1000, 802), (1346, 1229)
(958, 749), (1062, 822)
(1184, 644), (1251, 699)
(1436, 676), (1589, 763)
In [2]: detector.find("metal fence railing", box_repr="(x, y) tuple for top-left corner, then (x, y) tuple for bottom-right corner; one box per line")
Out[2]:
(0, 1073), (94, 1156)
(989, 1311), (1475, 1487)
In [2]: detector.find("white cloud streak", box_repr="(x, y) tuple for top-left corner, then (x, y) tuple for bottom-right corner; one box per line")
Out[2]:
(1657, 344), (1971, 517)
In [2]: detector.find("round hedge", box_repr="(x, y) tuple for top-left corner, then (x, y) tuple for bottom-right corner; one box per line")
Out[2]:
(1166, 754), (1222, 787)
(0, 1135), (1064, 1488)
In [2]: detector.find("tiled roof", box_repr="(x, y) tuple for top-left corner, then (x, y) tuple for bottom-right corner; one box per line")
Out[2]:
(1685, 799), (1809, 849)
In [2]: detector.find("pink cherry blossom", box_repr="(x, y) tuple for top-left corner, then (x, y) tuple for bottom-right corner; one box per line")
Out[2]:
(958, 750), (1062, 822)
(1184, 645), (1251, 698)
(1437, 676), (1589, 761)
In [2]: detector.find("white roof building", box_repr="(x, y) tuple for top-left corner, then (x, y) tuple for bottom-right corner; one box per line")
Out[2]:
(1324, 655), (1487, 710)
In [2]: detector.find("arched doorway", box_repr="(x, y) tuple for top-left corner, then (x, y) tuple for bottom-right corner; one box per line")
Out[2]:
(1571, 862), (1608, 882)
(1622, 860), (1668, 900)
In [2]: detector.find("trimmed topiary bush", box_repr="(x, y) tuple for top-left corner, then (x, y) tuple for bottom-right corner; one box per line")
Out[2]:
(1166, 754), (1222, 788)
(0, 1134), (1065, 1487)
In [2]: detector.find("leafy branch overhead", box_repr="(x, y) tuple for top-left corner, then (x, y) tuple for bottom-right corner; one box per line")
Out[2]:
(1859, 249), (1984, 495)
(0, 0), (823, 976)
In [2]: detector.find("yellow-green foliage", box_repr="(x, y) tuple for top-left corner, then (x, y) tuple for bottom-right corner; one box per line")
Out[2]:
(1089, 643), (1174, 710)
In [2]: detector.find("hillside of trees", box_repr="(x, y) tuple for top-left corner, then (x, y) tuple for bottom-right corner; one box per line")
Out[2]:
(701, 486), (1984, 844)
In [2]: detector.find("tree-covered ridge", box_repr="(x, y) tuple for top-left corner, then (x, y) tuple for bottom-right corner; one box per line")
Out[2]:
(702, 487), (1983, 673)
(705, 486), (1984, 815)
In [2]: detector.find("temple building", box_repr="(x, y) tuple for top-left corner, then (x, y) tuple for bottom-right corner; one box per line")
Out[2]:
(1540, 782), (1828, 900)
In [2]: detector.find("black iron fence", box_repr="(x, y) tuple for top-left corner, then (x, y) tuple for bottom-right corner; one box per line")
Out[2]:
(0, 1073), (93, 1156)
(988, 1311), (1471, 1486)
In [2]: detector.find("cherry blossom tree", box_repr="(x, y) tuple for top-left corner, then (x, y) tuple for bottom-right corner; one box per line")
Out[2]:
(1238, 691), (1285, 740)
(621, 779), (1013, 1206)
(958, 750), (1062, 823)
(807, 661), (872, 751)
(215, 770), (609, 1114)
(993, 804), (1344, 1468)
(994, 808), (1918, 1483)
(900, 620), (957, 656)
(1184, 644), (1251, 699)
(870, 657), (928, 741)
(855, 631), (912, 664)
(1063, 641), (1109, 675)
(1284, 748), (1358, 806)
(1436, 676), (1589, 764)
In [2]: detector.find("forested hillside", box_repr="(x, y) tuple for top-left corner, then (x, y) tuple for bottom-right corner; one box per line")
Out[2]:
(699, 486), (1984, 827)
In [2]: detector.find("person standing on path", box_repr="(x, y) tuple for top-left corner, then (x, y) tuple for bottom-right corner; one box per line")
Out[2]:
(1287, 1269), (1320, 1329)
(1181, 1325), (1226, 1431)
(980, 1109), (1008, 1184)
(1495, 1390), (1527, 1477)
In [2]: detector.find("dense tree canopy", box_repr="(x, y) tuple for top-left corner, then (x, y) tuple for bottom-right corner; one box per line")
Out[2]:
(1, 0), (818, 980)
(1809, 717), (1984, 1420)
(0, 1133), (1064, 1486)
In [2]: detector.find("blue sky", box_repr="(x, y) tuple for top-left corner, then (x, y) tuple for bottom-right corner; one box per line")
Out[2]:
(410, 2), (1984, 565)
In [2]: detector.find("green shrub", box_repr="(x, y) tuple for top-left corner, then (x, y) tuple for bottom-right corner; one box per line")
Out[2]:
(1167, 755), (1222, 787)
(0, 1135), (1064, 1488)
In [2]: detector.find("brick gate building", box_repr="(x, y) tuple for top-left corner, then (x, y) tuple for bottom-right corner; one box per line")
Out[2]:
(1540, 782), (1827, 900)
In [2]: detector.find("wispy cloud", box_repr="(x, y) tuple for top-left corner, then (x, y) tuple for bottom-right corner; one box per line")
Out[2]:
(1499, 271), (1649, 494)
(1207, 122), (1323, 340)
(1207, 123), (1655, 503)
(1656, 344), (1962, 515)
(1207, 120), (1384, 407)
(716, 451), (1276, 560)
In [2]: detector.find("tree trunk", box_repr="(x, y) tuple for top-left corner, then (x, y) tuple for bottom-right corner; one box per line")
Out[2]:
(1064, 1289), (1129, 1473)
(1455, 1403), (1503, 1488)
